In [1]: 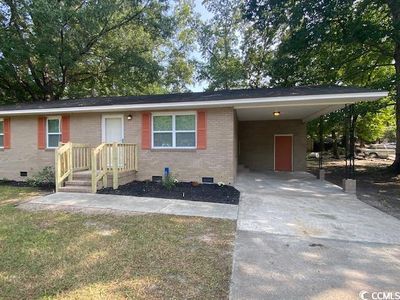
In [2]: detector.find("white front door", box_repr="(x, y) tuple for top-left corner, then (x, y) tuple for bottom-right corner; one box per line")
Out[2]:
(103, 115), (124, 143)
(103, 115), (124, 167)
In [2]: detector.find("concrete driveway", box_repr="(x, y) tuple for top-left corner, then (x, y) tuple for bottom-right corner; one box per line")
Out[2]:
(230, 172), (400, 300)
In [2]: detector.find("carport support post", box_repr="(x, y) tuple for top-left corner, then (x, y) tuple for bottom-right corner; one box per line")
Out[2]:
(318, 116), (325, 180)
(343, 104), (357, 193)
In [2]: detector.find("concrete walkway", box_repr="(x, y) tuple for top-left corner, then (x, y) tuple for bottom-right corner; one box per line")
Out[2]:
(26, 192), (238, 220)
(230, 172), (400, 300)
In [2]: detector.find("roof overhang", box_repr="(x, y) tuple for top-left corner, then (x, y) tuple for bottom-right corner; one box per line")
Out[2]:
(232, 92), (388, 122)
(0, 91), (388, 120)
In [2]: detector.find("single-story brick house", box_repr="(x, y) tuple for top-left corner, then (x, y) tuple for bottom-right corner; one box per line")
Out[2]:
(0, 86), (387, 192)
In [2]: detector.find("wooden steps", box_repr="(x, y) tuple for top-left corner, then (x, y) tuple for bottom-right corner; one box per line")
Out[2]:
(65, 180), (91, 187)
(72, 171), (92, 180)
(59, 171), (102, 193)
(58, 185), (92, 193)
(55, 142), (138, 193)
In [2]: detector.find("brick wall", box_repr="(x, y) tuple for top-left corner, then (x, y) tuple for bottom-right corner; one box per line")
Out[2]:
(0, 116), (55, 180)
(238, 120), (307, 171)
(129, 108), (236, 184)
(0, 108), (236, 184)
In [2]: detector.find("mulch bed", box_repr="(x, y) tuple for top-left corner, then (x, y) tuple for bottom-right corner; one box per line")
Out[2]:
(0, 180), (54, 191)
(98, 181), (240, 205)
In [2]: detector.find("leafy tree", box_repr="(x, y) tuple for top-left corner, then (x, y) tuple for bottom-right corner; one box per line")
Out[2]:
(197, 0), (246, 90)
(244, 0), (400, 172)
(240, 25), (275, 88)
(0, 0), (195, 103)
(160, 0), (199, 93)
(308, 113), (345, 158)
(357, 106), (395, 144)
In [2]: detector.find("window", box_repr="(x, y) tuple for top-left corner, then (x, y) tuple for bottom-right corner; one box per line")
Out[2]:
(47, 117), (61, 148)
(152, 113), (196, 148)
(0, 119), (3, 148)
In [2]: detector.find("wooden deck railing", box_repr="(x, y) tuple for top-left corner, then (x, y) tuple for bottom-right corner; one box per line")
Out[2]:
(55, 142), (73, 192)
(91, 143), (108, 193)
(104, 143), (138, 189)
(72, 144), (91, 171)
(56, 142), (138, 193)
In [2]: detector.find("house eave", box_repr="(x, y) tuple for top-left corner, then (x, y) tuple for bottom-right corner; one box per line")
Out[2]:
(0, 91), (388, 117)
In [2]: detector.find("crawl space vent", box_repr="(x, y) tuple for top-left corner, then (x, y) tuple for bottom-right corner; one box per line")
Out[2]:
(152, 176), (162, 183)
(202, 177), (214, 184)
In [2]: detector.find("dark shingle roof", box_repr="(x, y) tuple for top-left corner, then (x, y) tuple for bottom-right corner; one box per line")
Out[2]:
(0, 86), (384, 111)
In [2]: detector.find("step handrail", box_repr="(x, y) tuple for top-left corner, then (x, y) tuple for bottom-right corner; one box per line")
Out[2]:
(55, 142), (73, 192)
(91, 143), (108, 193)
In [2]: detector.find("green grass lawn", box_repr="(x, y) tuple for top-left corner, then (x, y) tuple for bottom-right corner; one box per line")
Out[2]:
(0, 185), (236, 299)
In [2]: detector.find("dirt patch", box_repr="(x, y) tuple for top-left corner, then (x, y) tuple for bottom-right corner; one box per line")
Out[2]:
(98, 181), (240, 205)
(199, 233), (219, 245)
(308, 157), (400, 220)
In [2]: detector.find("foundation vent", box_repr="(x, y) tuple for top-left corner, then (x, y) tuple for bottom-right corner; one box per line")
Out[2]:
(202, 177), (214, 184)
(152, 176), (162, 183)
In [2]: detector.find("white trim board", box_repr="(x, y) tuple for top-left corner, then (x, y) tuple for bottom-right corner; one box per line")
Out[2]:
(46, 116), (62, 149)
(0, 118), (4, 149)
(0, 92), (388, 116)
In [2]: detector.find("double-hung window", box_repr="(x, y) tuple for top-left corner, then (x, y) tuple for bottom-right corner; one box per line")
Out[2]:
(47, 117), (62, 148)
(152, 113), (196, 148)
(0, 119), (3, 148)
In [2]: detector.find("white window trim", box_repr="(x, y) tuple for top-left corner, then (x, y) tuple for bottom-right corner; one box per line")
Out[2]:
(152, 112), (197, 149)
(46, 116), (62, 149)
(0, 118), (4, 149)
(101, 114), (125, 143)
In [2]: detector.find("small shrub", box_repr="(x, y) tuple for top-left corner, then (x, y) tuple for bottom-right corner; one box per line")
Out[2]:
(162, 173), (178, 190)
(27, 167), (55, 188)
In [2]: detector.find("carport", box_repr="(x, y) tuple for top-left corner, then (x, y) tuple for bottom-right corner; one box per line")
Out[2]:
(233, 87), (387, 189)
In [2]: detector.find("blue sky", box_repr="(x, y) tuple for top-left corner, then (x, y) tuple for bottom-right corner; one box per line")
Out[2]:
(194, 0), (212, 21)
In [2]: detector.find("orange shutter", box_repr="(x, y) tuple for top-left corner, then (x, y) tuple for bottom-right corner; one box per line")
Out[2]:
(61, 115), (70, 143)
(197, 111), (207, 149)
(141, 112), (151, 149)
(38, 117), (46, 149)
(3, 118), (11, 149)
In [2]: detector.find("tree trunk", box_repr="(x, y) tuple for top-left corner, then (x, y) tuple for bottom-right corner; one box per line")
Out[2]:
(331, 130), (340, 159)
(387, 0), (400, 173)
(392, 43), (400, 173)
